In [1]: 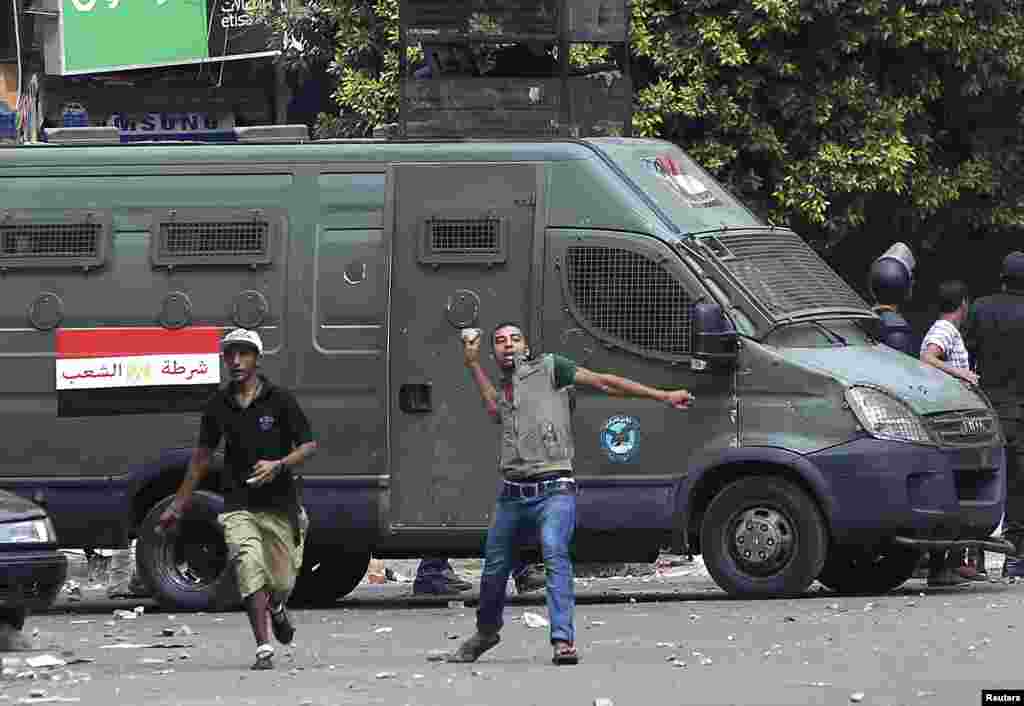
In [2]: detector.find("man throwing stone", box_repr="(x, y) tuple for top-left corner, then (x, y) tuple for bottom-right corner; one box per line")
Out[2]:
(447, 323), (692, 666)
(158, 328), (317, 670)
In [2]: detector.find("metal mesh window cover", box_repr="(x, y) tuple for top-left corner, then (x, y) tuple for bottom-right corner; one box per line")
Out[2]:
(565, 245), (692, 356)
(420, 218), (507, 264)
(159, 222), (268, 257)
(430, 218), (500, 252)
(714, 232), (868, 317)
(0, 223), (101, 259)
(152, 217), (276, 267)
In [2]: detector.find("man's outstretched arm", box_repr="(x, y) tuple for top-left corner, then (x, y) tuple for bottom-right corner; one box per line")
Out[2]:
(573, 367), (693, 410)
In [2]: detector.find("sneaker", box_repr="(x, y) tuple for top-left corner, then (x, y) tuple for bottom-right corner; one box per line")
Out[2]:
(270, 603), (295, 645)
(514, 566), (546, 594)
(927, 569), (970, 587)
(251, 643), (274, 670)
(413, 576), (472, 595)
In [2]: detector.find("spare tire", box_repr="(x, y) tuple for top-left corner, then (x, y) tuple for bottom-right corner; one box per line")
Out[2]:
(136, 492), (240, 612)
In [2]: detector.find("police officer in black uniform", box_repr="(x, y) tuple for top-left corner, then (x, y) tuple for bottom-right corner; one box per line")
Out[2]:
(869, 244), (968, 585)
(868, 243), (917, 355)
(965, 251), (1024, 578)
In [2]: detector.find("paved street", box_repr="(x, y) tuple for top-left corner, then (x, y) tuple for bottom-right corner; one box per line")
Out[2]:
(3, 556), (1024, 706)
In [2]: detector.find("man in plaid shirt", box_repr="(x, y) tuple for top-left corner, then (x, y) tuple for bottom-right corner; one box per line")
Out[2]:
(921, 280), (979, 386)
(920, 279), (982, 584)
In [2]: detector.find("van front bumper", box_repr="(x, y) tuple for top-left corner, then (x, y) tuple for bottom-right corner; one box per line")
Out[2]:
(890, 536), (1017, 555)
(808, 437), (1005, 545)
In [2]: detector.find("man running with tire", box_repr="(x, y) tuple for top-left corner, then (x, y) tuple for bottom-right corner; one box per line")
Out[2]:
(157, 328), (318, 670)
(446, 323), (692, 666)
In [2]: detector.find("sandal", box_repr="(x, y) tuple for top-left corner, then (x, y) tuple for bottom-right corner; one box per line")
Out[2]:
(552, 641), (579, 666)
(446, 632), (500, 663)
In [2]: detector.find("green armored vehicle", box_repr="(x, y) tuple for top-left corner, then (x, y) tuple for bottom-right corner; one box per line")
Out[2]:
(0, 125), (1010, 609)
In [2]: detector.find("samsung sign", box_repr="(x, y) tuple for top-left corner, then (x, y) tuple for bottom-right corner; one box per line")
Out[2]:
(43, 0), (290, 75)
(106, 113), (238, 142)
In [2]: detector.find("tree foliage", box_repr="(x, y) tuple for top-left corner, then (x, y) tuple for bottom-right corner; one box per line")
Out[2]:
(273, 0), (1024, 250)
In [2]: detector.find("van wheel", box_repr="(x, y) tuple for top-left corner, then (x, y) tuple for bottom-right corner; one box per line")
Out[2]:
(136, 493), (240, 612)
(290, 549), (370, 607)
(816, 543), (921, 594)
(700, 476), (827, 597)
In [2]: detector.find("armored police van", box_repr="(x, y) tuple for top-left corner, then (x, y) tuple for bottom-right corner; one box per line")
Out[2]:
(0, 125), (1011, 609)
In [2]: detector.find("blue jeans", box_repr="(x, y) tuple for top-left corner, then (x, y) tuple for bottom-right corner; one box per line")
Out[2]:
(476, 487), (576, 644)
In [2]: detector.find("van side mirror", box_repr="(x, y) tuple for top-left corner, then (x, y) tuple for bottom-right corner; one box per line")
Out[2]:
(692, 302), (738, 369)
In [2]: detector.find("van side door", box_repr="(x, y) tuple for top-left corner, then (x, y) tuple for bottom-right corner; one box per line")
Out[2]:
(388, 162), (543, 529)
(542, 230), (738, 542)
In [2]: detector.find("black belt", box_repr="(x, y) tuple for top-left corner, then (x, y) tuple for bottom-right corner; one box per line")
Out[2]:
(502, 477), (576, 499)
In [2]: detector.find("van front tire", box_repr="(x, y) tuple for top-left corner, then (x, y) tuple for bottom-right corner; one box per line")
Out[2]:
(136, 493), (240, 612)
(700, 476), (827, 597)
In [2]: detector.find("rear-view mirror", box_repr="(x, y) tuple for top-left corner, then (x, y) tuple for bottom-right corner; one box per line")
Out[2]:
(692, 302), (738, 369)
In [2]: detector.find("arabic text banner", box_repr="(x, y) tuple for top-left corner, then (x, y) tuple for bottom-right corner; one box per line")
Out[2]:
(56, 354), (220, 391)
(55, 327), (224, 417)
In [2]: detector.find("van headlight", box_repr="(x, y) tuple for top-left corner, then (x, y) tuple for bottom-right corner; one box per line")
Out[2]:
(846, 387), (933, 445)
(0, 518), (56, 544)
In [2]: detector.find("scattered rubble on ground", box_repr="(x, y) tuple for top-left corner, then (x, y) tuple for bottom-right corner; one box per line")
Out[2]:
(521, 612), (549, 628)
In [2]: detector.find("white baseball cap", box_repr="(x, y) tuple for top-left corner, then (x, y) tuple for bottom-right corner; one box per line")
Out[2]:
(221, 328), (263, 355)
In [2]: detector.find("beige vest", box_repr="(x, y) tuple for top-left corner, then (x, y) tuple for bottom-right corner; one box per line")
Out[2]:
(497, 354), (575, 480)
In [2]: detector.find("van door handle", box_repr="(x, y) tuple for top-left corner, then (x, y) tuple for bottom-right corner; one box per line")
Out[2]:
(399, 383), (433, 413)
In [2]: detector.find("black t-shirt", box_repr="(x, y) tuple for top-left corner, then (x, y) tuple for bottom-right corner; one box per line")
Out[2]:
(198, 377), (314, 513)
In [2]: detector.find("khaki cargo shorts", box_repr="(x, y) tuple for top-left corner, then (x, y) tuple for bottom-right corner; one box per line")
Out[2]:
(218, 507), (308, 601)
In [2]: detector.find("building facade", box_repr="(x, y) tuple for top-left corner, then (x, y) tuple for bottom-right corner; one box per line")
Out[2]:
(1, 0), (296, 143)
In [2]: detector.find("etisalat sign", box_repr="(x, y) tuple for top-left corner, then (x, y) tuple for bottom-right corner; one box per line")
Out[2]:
(48, 0), (287, 75)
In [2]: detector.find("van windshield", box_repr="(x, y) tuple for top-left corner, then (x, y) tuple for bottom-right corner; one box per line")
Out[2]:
(703, 230), (872, 320)
(589, 139), (763, 234)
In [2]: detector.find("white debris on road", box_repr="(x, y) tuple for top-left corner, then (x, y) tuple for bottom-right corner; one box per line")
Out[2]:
(521, 612), (549, 629)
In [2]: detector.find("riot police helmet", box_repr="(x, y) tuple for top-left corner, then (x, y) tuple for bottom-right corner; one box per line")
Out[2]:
(1001, 251), (1024, 287)
(868, 242), (915, 305)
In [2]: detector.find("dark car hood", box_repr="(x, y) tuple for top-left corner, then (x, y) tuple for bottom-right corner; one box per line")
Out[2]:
(0, 490), (47, 522)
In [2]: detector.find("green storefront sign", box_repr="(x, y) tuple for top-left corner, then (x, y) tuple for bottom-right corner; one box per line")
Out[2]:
(56, 0), (278, 75)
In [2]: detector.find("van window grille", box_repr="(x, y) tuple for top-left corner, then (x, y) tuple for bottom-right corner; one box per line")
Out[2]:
(159, 221), (269, 258)
(0, 223), (101, 259)
(420, 217), (507, 264)
(713, 232), (868, 317)
(429, 218), (501, 253)
(566, 246), (692, 355)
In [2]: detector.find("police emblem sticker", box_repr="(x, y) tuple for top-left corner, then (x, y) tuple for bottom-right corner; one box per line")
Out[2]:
(258, 415), (275, 432)
(600, 415), (640, 463)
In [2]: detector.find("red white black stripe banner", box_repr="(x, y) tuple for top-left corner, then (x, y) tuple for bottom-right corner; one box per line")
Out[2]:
(56, 327), (223, 417)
